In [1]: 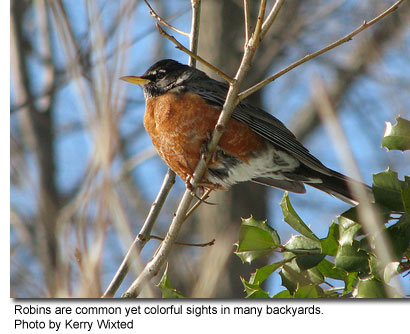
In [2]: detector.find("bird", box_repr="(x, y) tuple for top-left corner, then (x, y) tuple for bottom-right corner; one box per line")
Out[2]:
(121, 59), (370, 205)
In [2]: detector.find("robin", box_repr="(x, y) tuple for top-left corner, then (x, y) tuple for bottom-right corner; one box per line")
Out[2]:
(121, 59), (370, 205)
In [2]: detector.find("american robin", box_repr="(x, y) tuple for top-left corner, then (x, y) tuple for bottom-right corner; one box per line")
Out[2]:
(121, 59), (370, 205)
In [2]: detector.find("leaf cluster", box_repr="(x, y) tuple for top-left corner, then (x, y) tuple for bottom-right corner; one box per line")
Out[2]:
(236, 117), (410, 298)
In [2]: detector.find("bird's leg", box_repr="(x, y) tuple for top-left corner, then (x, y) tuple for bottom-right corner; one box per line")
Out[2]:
(185, 176), (216, 205)
(200, 130), (219, 163)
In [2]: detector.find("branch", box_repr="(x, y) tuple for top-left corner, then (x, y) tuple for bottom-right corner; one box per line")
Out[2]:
(260, 0), (285, 40)
(102, 169), (175, 297)
(238, 0), (405, 101)
(291, 5), (408, 141)
(122, 0), (285, 298)
(156, 24), (234, 84)
(243, 0), (251, 43)
(143, 0), (189, 36)
(188, 0), (201, 67)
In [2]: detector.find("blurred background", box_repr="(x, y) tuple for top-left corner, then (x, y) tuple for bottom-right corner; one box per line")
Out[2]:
(10, 0), (410, 297)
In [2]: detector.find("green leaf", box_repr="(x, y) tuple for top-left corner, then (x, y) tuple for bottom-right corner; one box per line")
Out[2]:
(401, 184), (410, 216)
(381, 117), (410, 151)
(373, 169), (405, 212)
(280, 262), (324, 294)
(279, 268), (298, 294)
(293, 284), (321, 298)
(156, 264), (184, 298)
(320, 222), (339, 256)
(344, 272), (358, 293)
(335, 243), (369, 272)
(280, 192), (319, 242)
(341, 203), (391, 225)
(317, 259), (348, 282)
(249, 260), (293, 285)
(354, 277), (387, 298)
(241, 278), (270, 298)
(284, 235), (324, 270)
(272, 290), (292, 298)
(387, 218), (410, 260)
(235, 216), (280, 263)
(338, 216), (362, 246)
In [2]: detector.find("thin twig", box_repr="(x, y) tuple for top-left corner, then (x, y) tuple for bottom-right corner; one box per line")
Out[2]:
(185, 188), (213, 220)
(102, 169), (175, 297)
(238, 0), (405, 101)
(150, 235), (215, 248)
(188, 0), (201, 67)
(260, 0), (285, 40)
(122, 0), (285, 298)
(243, 0), (251, 43)
(143, 0), (189, 36)
(156, 24), (234, 84)
(252, 0), (267, 43)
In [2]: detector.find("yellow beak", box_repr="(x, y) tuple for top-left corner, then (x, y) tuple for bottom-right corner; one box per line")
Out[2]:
(119, 76), (151, 86)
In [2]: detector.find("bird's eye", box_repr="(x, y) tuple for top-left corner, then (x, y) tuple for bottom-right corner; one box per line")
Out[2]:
(156, 70), (166, 79)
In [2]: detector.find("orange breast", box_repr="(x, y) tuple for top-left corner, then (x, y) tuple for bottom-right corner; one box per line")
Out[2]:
(144, 92), (265, 183)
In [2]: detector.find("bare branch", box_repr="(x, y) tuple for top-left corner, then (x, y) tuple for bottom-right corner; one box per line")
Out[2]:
(243, 0), (251, 43)
(260, 0), (285, 40)
(102, 169), (175, 297)
(143, 0), (189, 36)
(156, 24), (234, 84)
(238, 0), (405, 101)
(150, 235), (215, 248)
(188, 0), (201, 67)
(252, 0), (267, 43)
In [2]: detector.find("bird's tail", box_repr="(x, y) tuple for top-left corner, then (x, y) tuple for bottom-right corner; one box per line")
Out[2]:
(307, 169), (372, 206)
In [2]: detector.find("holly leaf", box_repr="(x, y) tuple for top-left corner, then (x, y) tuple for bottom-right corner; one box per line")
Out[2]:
(284, 235), (324, 270)
(293, 284), (322, 298)
(241, 278), (270, 298)
(387, 217), (410, 260)
(373, 169), (405, 212)
(402, 182), (410, 216)
(235, 216), (280, 263)
(156, 264), (184, 298)
(344, 272), (358, 294)
(280, 262), (324, 294)
(320, 222), (339, 256)
(335, 243), (369, 272)
(354, 277), (389, 298)
(338, 216), (362, 246)
(249, 260), (293, 285)
(381, 117), (410, 151)
(341, 203), (391, 225)
(317, 259), (348, 282)
(272, 290), (292, 298)
(280, 192), (319, 242)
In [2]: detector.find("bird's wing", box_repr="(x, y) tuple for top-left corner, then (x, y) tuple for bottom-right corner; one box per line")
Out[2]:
(189, 78), (332, 175)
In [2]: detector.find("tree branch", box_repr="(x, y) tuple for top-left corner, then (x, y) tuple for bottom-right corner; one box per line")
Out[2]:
(188, 0), (201, 67)
(102, 169), (175, 297)
(143, 0), (189, 36)
(156, 24), (234, 83)
(238, 0), (405, 101)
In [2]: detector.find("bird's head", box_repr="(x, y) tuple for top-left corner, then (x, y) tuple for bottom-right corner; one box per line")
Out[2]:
(120, 59), (196, 98)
